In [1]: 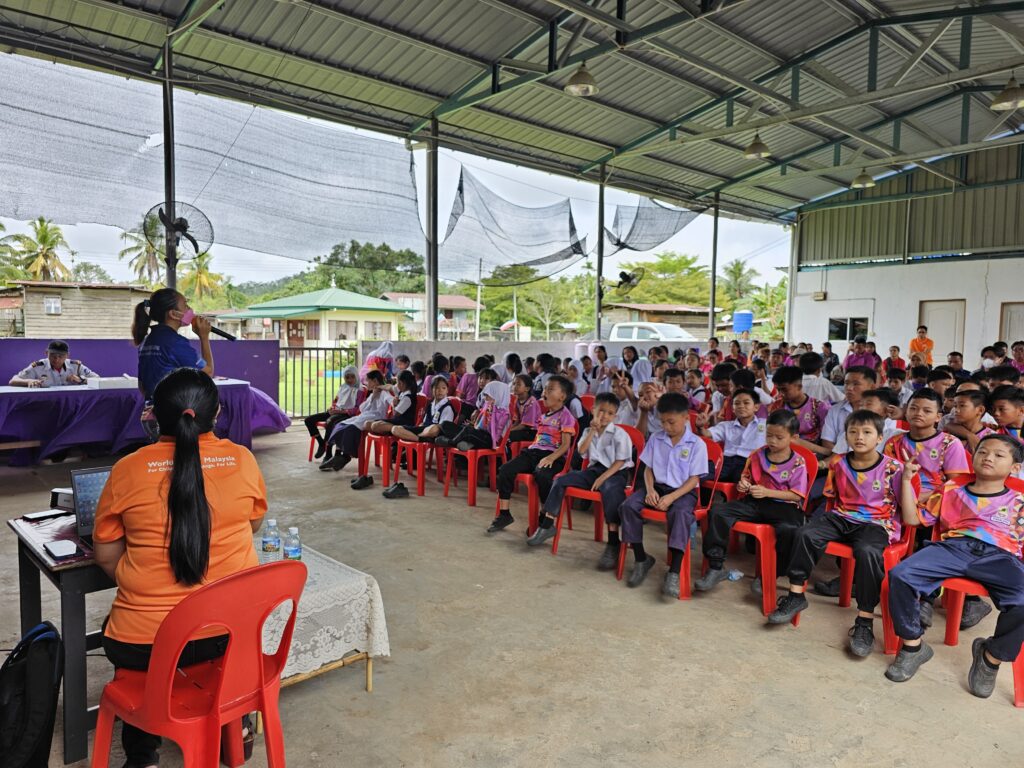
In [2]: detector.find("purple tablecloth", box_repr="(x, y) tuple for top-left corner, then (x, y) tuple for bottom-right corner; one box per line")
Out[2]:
(0, 379), (289, 465)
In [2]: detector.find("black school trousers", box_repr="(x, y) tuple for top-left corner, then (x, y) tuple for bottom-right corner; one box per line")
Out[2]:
(497, 448), (564, 502)
(785, 512), (890, 613)
(702, 497), (806, 571)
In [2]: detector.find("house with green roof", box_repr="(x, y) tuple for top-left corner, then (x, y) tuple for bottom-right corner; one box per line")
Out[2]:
(220, 287), (409, 346)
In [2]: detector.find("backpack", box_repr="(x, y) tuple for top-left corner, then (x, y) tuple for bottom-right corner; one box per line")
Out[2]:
(0, 622), (64, 768)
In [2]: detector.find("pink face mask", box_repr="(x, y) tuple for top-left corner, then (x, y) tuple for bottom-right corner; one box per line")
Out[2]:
(178, 308), (195, 325)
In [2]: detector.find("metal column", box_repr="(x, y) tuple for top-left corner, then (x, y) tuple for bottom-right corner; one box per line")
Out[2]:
(595, 163), (606, 340)
(425, 117), (439, 341)
(786, 215), (800, 339)
(161, 38), (177, 288)
(707, 192), (719, 339)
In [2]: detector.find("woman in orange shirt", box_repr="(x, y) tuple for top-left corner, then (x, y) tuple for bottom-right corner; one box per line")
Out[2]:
(94, 368), (267, 768)
(909, 324), (934, 365)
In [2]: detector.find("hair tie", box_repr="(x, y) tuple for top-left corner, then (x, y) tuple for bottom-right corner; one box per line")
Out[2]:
(182, 408), (196, 418)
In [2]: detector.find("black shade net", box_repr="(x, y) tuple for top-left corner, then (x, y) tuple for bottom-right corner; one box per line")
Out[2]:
(604, 195), (700, 255)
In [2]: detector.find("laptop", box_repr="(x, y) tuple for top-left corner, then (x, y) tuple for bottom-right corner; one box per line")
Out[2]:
(70, 467), (112, 543)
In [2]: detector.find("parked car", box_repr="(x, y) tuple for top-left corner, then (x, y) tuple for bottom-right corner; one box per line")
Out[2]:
(608, 322), (698, 342)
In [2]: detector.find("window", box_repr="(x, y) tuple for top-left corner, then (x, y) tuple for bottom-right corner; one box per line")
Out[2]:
(828, 317), (868, 341)
(366, 322), (391, 340)
(329, 320), (358, 340)
(635, 326), (658, 340)
(43, 295), (62, 315)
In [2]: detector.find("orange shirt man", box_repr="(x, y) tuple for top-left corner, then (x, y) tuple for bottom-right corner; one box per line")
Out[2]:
(94, 433), (267, 644)
(909, 325), (934, 366)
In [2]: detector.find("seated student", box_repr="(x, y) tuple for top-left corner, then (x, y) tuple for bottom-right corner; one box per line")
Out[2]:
(991, 386), (1024, 459)
(927, 368), (956, 400)
(509, 373), (542, 444)
(1010, 340), (1024, 374)
(421, 353), (454, 395)
(799, 351), (845, 404)
(564, 359), (591, 404)
(564, 375), (592, 434)
(886, 367), (907, 404)
(944, 388), (996, 453)
(862, 387), (904, 426)
(609, 369), (640, 427)
(635, 379), (665, 436)
(411, 360), (426, 391)
(451, 356), (467, 387)
(903, 365), (930, 406)
(320, 370), (390, 473)
(436, 381), (510, 451)
(395, 353), (411, 374)
(884, 346), (906, 373)
(748, 357), (772, 393)
(618, 392), (708, 597)
(527, 392), (634, 553)
(695, 388), (766, 482)
(820, 366), (877, 459)
(488, 376), (577, 534)
(305, 365), (363, 460)
(532, 353), (560, 396)
(653, 359), (670, 381)
(686, 368), (709, 409)
(366, 370), (419, 437)
(730, 368), (773, 419)
(769, 411), (919, 657)
(701, 348), (723, 376)
(695, 410), (810, 594)
(885, 435), (1024, 697)
(391, 376), (457, 445)
(769, 366), (832, 458)
(456, 356), (492, 409)
(987, 365), (1021, 390)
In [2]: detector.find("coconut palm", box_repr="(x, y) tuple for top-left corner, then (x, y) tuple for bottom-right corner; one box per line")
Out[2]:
(178, 251), (225, 301)
(119, 215), (165, 285)
(718, 258), (761, 303)
(0, 217), (74, 281)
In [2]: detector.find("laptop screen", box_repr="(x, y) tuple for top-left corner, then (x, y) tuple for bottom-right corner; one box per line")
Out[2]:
(70, 467), (111, 537)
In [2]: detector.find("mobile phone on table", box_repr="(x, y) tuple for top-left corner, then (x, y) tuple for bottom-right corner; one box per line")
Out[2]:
(44, 540), (80, 559)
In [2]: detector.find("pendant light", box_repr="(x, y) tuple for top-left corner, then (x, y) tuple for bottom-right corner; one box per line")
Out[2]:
(743, 132), (770, 159)
(564, 62), (599, 97)
(851, 168), (876, 189)
(991, 72), (1024, 111)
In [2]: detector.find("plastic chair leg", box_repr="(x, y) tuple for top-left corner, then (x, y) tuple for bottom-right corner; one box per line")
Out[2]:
(261, 697), (288, 768)
(307, 436), (315, 462)
(221, 720), (246, 768)
(552, 500), (566, 556)
(838, 558), (855, 609)
(757, 533), (776, 617)
(443, 451), (454, 497)
(90, 706), (115, 767)
(1013, 652), (1024, 707)
(467, 454), (478, 507)
(678, 543), (692, 600)
(381, 440), (392, 487)
(944, 590), (966, 646)
(880, 579), (899, 655)
(488, 456), (498, 491)
(616, 542), (628, 580)
(415, 448), (426, 496)
(593, 504), (605, 543)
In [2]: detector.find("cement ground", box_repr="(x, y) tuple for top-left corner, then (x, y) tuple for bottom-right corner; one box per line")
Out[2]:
(1, 427), (1018, 768)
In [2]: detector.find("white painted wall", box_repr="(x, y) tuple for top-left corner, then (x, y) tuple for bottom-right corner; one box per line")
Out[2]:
(791, 257), (1023, 361)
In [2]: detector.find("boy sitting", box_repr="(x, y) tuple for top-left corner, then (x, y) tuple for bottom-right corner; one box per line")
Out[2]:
(991, 385), (1024, 450)
(769, 366), (832, 458)
(696, 410), (810, 595)
(527, 392), (633, 558)
(927, 369), (956, 399)
(695, 388), (766, 482)
(768, 411), (919, 658)
(944, 388), (995, 452)
(618, 392), (708, 598)
(886, 368), (908, 403)
(885, 435), (1024, 698)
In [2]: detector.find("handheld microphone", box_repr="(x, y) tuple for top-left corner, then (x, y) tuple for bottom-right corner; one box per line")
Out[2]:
(210, 326), (237, 341)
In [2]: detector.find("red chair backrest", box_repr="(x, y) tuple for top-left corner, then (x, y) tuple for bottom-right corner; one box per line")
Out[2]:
(414, 394), (428, 423)
(617, 424), (646, 488)
(701, 436), (725, 493)
(580, 394), (595, 413)
(688, 412), (698, 431)
(896, 419), (910, 431)
(791, 444), (820, 513)
(142, 561), (307, 726)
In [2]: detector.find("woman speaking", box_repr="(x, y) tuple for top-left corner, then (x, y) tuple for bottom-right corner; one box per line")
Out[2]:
(93, 368), (267, 768)
(132, 288), (215, 439)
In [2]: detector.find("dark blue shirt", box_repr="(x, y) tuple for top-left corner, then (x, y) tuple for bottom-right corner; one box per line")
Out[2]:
(138, 324), (206, 400)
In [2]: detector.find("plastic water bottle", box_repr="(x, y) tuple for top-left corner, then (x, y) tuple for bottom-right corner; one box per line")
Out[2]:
(727, 569), (744, 582)
(260, 519), (282, 564)
(283, 527), (302, 561)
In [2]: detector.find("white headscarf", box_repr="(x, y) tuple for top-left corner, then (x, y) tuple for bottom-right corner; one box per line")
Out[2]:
(482, 381), (511, 411)
(335, 365), (359, 410)
(566, 358), (586, 385)
(631, 358), (654, 385)
(491, 362), (511, 384)
(597, 356), (624, 394)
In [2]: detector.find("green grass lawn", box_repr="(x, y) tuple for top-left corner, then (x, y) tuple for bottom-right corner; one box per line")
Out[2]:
(279, 348), (358, 417)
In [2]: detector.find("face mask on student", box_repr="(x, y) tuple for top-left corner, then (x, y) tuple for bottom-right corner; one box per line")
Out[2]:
(981, 358), (996, 369)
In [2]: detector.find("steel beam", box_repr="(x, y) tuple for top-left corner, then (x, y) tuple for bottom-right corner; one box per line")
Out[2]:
(161, 38), (177, 288)
(708, 192), (719, 339)
(596, 164), (606, 340)
(152, 0), (223, 73)
(426, 117), (439, 342)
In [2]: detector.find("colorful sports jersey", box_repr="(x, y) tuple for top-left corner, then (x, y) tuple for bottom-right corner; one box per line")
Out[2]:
(741, 447), (810, 507)
(511, 395), (541, 428)
(530, 406), (577, 452)
(999, 425), (1023, 443)
(826, 454), (916, 542)
(922, 481), (1024, 557)
(883, 431), (969, 508)
(771, 395), (831, 442)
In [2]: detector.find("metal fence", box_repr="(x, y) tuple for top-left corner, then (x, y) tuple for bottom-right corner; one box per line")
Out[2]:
(279, 346), (359, 418)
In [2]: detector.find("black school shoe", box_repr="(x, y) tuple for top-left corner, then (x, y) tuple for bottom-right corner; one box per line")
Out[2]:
(313, 436), (327, 459)
(321, 453), (350, 472)
(885, 642), (935, 682)
(382, 482), (409, 499)
(848, 620), (875, 657)
(812, 576), (842, 598)
(960, 598), (993, 630)
(487, 513), (514, 534)
(767, 592), (808, 624)
(968, 637), (1000, 698)
(351, 475), (374, 490)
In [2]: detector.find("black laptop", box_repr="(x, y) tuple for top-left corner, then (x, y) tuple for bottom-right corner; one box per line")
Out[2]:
(69, 467), (112, 544)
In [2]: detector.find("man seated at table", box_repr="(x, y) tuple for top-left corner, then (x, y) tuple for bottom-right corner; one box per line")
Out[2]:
(8, 339), (99, 387)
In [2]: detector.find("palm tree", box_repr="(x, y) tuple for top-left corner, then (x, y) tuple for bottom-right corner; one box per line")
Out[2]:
(119, 215), (165, 285)
(179, 251), (225, 301)
(0, 217), (74, 281)
(718, 258), (760, 302)
(0, 222), (25, 283)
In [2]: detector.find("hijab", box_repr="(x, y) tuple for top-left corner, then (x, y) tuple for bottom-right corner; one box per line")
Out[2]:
(631, 358), (654, 385)
(482, 381), (511, 411)
(335, 365), (359, 410)
(566, 358), (587, 386)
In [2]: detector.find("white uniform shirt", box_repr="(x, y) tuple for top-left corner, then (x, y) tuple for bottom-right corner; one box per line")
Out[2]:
(708, 417), (767, 458)
(16, 358), (97, 386)
(581, 423), (634, 470)
(615, 398), (638, 427)
(821, 401), (854, 446)
(802, 374), (844, 404)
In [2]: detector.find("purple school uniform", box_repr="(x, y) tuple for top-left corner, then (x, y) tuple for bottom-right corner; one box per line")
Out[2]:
(530, 406), (577, 453)
(921, 481), (1024, 557)
(883, 431), (969, 508)
(741, 447), (810, 506)
(826, 454), (912, 542)
(772, 395), (831, 443)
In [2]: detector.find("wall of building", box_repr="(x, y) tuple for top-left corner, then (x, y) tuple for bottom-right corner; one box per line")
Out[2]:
(316, 309), (403, 342)
(22, 286), (148, 339)
(790, 256), (1023, 357)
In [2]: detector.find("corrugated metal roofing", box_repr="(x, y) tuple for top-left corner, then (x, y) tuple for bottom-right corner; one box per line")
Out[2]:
(1, 0), (1022, 221)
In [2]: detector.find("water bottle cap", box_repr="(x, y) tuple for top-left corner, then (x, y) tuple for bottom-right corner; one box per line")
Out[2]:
(267, 519), (277, 526)
(288, 526), (298, 534)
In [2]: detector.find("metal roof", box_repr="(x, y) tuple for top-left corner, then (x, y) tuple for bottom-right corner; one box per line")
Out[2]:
(246, 287), (408, 312)
(1, 0), (1023, 221)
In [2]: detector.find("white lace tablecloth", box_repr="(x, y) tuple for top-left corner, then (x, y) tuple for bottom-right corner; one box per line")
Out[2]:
(258, 542), (391, 678)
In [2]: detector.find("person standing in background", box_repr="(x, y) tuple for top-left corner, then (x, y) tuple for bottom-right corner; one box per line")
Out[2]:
(909, 325), (934, 366)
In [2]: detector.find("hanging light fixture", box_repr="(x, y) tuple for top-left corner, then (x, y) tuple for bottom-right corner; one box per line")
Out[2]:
(564, 62), (599, 97)
(743, 131), (770, 159)
(991, 72), (1024, 111)
(851, 168), (876, 189)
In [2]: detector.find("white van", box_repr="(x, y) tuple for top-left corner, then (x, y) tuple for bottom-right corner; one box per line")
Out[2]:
(608, 322), (697, 342)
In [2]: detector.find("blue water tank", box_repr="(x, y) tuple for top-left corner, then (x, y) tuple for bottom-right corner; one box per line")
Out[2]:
(732, 310), (754, 334)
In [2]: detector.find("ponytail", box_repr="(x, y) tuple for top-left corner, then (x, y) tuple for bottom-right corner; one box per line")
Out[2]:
(133, 287), (180, 347)
(152, 367), (219, 586)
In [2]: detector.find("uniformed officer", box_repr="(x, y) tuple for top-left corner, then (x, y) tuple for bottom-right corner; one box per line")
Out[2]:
(9, 340), (99, 387)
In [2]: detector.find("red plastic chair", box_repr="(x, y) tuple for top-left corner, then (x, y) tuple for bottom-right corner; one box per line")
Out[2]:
(361, 394), (427, 484)
(551, 425), (645, 556)
(580, 394), (595, 413)
(443, 425), (510, 507)
(307, 420), (326, 462)
(91, 561), (308, 768)
(493, 428), (577, 536)
(395, 397), (461, 496)
(613, 436), (724, 601)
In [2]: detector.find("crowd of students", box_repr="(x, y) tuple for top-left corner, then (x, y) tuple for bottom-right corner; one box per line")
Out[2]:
(304, 336), (1024, 700)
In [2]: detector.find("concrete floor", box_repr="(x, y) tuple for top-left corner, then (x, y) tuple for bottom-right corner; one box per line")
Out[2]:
(1, 427), (1020, 768)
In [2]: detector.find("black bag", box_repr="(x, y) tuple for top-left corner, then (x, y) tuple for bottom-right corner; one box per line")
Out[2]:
(0, 622), (64, 768)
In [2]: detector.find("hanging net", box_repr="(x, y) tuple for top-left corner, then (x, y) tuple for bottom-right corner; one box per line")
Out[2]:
(440, 168), (587, 285)
(604, 195), (700, 254)
(0, 54), (425, 261)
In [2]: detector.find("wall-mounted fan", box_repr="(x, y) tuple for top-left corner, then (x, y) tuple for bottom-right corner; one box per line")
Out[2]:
(143, 202), (214, 259)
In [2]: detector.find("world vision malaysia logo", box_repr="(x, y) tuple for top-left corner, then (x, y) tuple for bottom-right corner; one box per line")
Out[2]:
(146, 455), (238, 473)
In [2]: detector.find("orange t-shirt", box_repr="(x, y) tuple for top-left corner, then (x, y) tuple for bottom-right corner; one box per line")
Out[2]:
(909, 336), (934, 365)
(94, 433), (267, 644)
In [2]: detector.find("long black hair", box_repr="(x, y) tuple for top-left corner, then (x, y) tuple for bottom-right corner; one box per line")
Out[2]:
(133, 287), (180, 346)
(396, 369), (418, 394)
(152, 367), (219, 586)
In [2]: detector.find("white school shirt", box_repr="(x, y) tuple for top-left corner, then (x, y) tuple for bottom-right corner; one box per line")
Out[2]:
(423, 396), (456, 426)
(802, 374), (844, 404)
(708, 417), (767, 458)
(712, 390), (727, 413)
(821, 401), (854, 446)
(615, 398), (639, 427)
(581, 424), (634, 470)
(939, 411), (997, 429)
